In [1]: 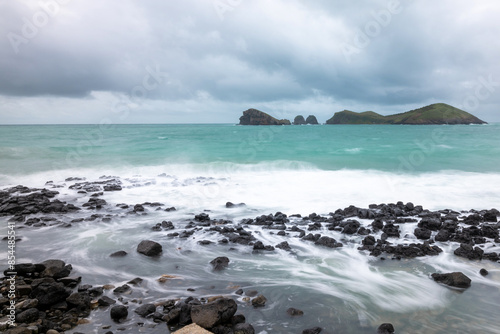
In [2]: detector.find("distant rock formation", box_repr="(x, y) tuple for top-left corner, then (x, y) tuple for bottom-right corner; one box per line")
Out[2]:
(326, 103), (486, 125)
(293, 115), (318, 125)
(305, 115), (319, 124)
(239, 109), (291, 125)
(293, 115), (306, 125)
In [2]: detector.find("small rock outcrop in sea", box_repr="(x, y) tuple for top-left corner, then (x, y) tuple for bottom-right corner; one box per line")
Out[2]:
(210, 256), (230, 271)
(431, 272), (472, 288)
(305, 115), (319, 124)
(136, 240), (163, 257)
(190, 297), (237, 329)
(239, 108), (291, 125)
(293, 115), (306, 125)
(377, 323), (395, 333)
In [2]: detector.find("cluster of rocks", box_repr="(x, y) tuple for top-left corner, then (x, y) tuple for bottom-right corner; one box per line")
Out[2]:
(1, 257), (256, 334)
(238, 108), (320, 126)
(0, 186), (79, 217)
(1, 259), (91, 333)
(293, 115), (319, 125)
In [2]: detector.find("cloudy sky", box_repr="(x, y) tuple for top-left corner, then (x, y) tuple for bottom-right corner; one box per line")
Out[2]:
(1, 0), (499, 124)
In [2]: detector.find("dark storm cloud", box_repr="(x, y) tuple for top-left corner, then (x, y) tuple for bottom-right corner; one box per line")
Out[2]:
(0, 0), (499, 123)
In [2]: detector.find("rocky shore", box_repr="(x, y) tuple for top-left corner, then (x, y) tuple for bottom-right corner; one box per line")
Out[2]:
(1, 178), (499, 333)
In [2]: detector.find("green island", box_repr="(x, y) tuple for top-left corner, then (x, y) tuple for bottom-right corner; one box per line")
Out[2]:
(239, 103), (487, 125)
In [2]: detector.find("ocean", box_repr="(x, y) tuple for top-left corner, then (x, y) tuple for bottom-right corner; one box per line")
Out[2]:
(1, 123), (500, 333)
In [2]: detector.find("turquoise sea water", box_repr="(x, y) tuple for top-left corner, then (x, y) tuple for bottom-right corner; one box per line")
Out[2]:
(1, 123), (500, 175)
(1, 123), (500, 333)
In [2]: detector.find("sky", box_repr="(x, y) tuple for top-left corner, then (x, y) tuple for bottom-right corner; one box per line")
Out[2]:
(0, 0), (499, 124)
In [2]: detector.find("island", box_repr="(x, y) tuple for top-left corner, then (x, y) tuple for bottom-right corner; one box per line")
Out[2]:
(325, 103), (486, 125)
(238, 103), (486, 125)
(293, 115), (319, 125)
(239, 108), (291, 125)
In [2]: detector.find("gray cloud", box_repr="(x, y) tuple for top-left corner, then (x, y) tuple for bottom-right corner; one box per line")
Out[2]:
(0, 0), (499, 123)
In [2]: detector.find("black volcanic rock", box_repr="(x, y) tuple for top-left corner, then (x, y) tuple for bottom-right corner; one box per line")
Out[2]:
(239, 108), (291, 125)
(305, 115), (319, 124)
(293, 115), (306, 125)
(431, 272), (471, 288)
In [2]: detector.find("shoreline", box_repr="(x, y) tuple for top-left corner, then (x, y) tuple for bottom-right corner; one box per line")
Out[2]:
(1, 179), (499, 333)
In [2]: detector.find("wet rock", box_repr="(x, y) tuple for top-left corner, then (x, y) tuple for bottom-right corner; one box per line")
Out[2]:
(110, 305), (128, 321)
(432, 272), (471, 288)
(454, 243), (484, 260)
(234, 323), (255, 334)
(113, 284), (131, 294)
(315, 236), (342, 248)
(135, 303), (156, 317)
(211, 257), (230, 271)
(190, 298), (237, 329)
(253, 241), (275, 251)
(251, 295), (267, 307)
(16, 307), (40, 323)
(226, 202), (246, 208)
(30, 281), (70, 310)
(161, 220), (175, 229)
(110, 250), (128, 257)
(98, 296), (116, 306)
(275, 241), (291, 251)
(483, 209), (498, 222)
(434, 229), (450, 242)
(302, 327), (322, 334)
(137, 240), (162, 257)
(286, 307), (304, 316)
(480, 268), (489, 276)
(58, 276), (81, 287)
(103, 184), (122, 191)
(418, 218), (442, 231)
(382, 223), (400, 238)
(414, 227), (432, 240)
(133, 204), (145, 212)
(342, 220), (360, 234)
(462, 213), (482, 225)
(377, 323), (395, 333)
(362, 235), (376, 246)
(195, 213), (210, 222)
(83, 197), (107, 209)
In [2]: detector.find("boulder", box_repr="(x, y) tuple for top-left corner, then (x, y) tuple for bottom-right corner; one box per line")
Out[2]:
(110, 305), (128, 321)
(454, 243), (484, 260)
(190, 298), (237, 329)
(137, 240), (162, 256)
(16, 308), (39, 323)
(315, 236), (342, 248)
(431, 272), (471, 288)
(210, 257), (230, 271)
(30, 282), (70, 310)
(302, 327), (322, 334)
(414, 227), (432, 240)
(110, 250), (128, 257)
(377, 323), (395, 333)
(135, 303), (156, 317)
(41, 259), (72, 279)
(251, 295), (267, 307)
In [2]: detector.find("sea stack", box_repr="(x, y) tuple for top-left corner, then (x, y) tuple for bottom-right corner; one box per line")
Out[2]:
(305, 115), (319, 124)
(293, 115), (306, 125)
(239, 108), (291, 125)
